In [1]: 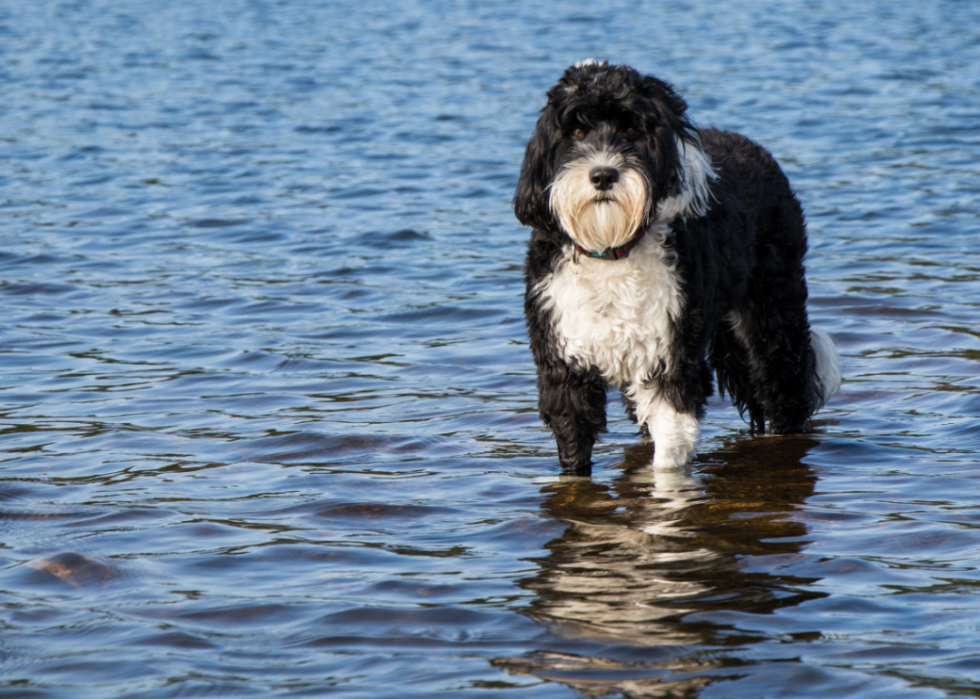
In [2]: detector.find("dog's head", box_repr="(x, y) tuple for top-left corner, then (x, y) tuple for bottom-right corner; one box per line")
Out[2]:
(515, 61), (714, 252)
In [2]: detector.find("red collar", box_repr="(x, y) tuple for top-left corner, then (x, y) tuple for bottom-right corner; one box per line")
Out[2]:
(573, 227), (647, 260)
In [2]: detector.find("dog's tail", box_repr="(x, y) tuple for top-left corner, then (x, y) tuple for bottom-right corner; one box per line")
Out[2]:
(809, 328), (841, 412)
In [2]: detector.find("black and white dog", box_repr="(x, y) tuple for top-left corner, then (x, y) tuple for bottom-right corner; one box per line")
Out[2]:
(515, 61), (840, 473)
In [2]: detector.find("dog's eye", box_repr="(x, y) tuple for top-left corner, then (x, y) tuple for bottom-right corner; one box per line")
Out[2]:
(572, 127), (587, 139)
(624, 127), (637, 137)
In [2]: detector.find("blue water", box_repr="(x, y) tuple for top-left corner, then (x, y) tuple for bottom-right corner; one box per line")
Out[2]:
(2, 1), (980, 697)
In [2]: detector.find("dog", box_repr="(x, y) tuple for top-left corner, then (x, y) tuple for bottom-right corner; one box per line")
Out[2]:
(515, 60), (840, 474)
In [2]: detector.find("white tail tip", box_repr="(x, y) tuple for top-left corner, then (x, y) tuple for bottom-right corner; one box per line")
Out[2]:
(810, 328), (841, 411)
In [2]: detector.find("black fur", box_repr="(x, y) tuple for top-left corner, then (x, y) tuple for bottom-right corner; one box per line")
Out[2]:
(516, 62), (827, 474)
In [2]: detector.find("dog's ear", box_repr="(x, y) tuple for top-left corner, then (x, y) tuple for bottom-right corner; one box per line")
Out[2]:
(631, 75), (700, 204)
(514, 109), (560, 231)
(635, 75), (691, 125)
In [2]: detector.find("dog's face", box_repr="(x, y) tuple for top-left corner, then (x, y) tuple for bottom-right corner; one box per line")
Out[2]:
(515, 61), (713, 250)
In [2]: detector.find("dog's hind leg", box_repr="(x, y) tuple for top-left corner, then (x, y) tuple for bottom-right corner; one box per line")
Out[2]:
(622, 394), (651, 436)
(711, 319), (767, 431)
(728, 280), (821, 434)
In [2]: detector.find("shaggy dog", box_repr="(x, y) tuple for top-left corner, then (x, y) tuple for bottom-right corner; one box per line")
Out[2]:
(515, 61), (840, 474)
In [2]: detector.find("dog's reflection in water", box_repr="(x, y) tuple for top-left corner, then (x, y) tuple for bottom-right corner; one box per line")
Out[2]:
(493, 436), (825, 695)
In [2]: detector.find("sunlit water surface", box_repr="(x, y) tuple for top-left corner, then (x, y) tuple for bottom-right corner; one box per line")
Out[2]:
(2, 1), (980, 697)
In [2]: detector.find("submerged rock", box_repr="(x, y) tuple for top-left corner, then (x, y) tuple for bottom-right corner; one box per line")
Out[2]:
(26, 552), (115, 587)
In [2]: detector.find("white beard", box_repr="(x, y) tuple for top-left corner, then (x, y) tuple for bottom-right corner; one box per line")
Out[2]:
(548, 136), (716, 253)
(548, 149), (649, 252)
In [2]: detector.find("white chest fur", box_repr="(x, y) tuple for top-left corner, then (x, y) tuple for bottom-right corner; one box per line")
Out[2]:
(535, 226), (684, 388)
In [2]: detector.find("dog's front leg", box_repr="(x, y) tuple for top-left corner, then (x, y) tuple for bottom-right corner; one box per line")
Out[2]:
(628, 383), (700, 468)
(536, 367), (607, 475)
(650, 404), (700, 468)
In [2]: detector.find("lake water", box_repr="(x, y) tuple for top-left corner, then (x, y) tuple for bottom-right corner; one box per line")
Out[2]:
(2, 1), (980, 697)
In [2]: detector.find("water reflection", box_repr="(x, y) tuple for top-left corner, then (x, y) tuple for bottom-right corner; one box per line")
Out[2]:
(495, 435), (828, 695)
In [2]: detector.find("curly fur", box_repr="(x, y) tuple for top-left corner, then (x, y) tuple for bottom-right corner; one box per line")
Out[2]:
(515, 61), (840, 474)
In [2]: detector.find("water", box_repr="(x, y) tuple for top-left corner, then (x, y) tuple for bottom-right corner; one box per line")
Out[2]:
(2, 0), (979, 696)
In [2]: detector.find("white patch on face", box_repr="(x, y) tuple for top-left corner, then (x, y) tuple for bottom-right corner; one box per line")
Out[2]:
(549, 147), (649, 252)
(656, 136), (716, 221)
(533, 223), (683, 389)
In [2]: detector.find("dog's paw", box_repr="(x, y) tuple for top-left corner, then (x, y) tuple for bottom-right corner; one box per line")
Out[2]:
(649, 407), (699, 468)
(652, 442), (695, 468)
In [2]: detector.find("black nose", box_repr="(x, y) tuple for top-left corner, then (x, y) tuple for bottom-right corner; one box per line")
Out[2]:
(589, 167), (619, 191)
